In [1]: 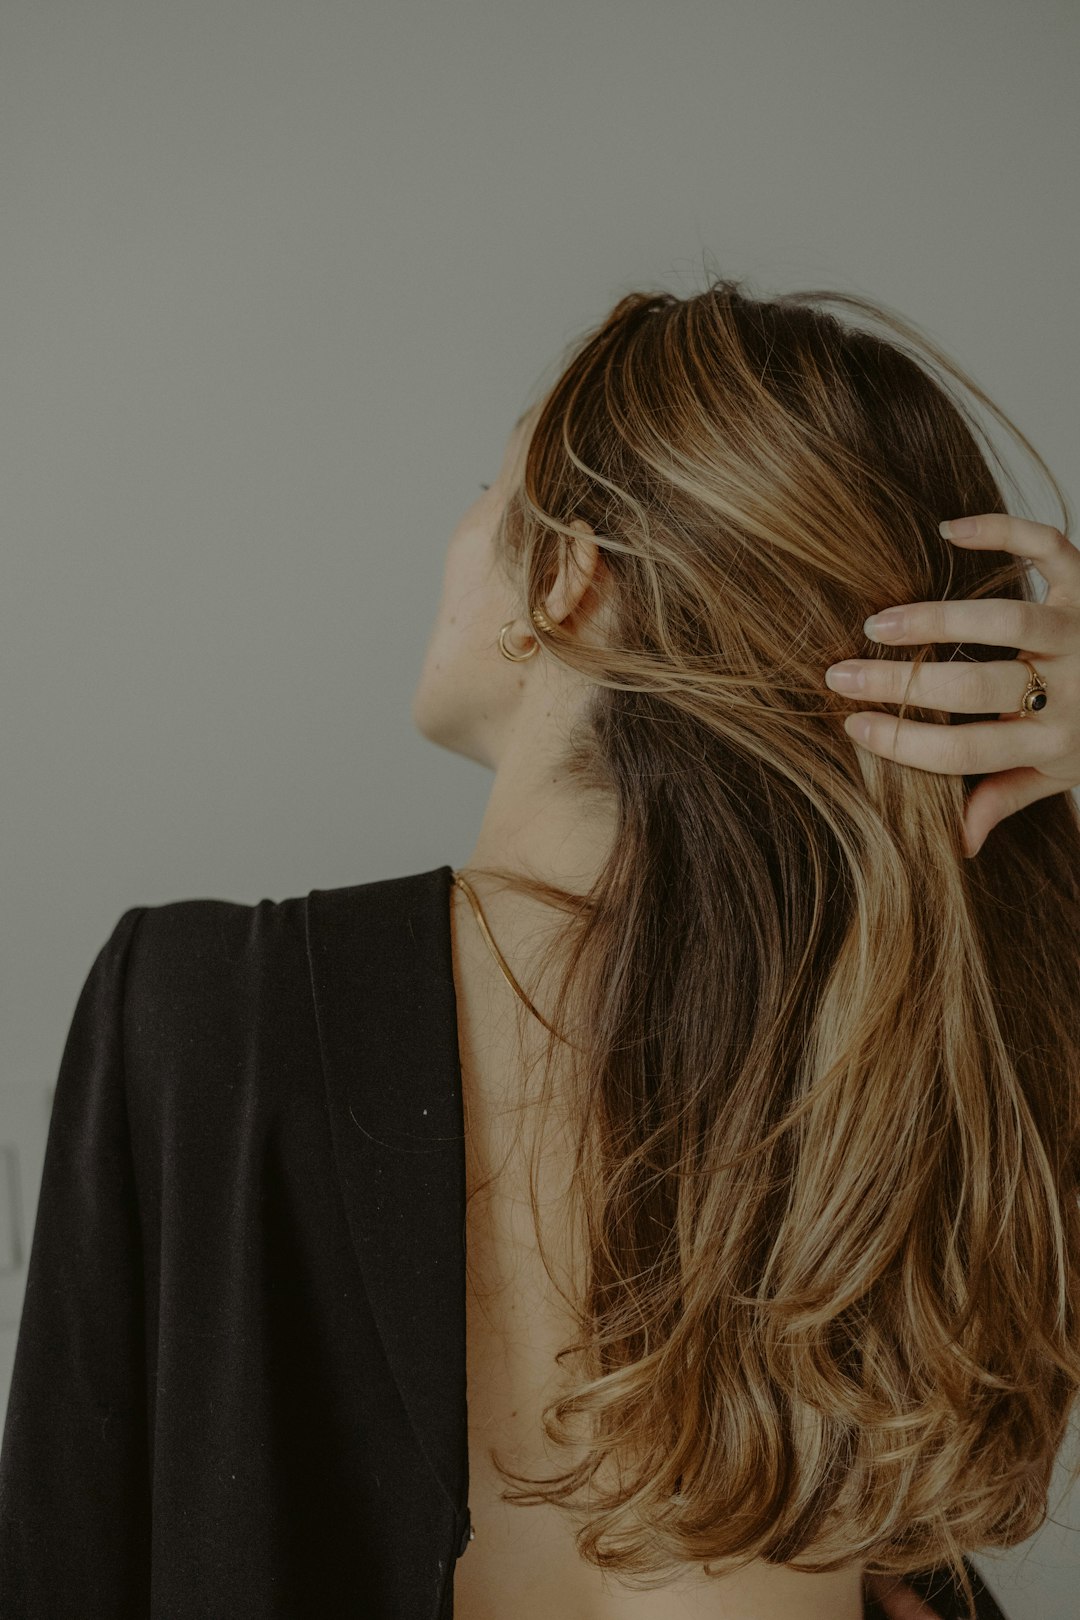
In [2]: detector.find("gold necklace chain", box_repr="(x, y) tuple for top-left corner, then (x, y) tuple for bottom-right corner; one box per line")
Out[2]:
(451, 869), (571, 1046)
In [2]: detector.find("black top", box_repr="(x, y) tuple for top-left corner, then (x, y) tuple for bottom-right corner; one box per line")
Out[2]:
(0, 864), (1008, 1619)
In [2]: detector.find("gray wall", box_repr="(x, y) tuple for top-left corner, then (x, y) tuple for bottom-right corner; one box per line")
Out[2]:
(1, 3), (1077, 1612)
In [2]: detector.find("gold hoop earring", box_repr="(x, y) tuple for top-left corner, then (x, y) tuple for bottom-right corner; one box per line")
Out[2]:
(497, 620), (539, 662)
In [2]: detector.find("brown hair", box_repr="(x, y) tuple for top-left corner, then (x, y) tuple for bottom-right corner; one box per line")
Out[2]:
(467, 274), (1080, 1619)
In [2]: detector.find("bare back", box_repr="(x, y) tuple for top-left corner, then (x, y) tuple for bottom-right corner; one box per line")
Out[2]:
(448, 878), (869, 1620)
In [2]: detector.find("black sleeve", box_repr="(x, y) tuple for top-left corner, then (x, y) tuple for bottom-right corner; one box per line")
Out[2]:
(0, 906), (152, 1619)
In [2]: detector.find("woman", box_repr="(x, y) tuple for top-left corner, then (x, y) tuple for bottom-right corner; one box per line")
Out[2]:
(413, 282), (1080, 1619)
(1, 279), (1077, 1620)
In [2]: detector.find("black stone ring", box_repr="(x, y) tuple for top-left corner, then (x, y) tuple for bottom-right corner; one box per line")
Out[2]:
(1018, 658), (1048, 715)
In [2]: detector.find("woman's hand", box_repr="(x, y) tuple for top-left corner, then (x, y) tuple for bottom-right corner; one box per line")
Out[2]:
(864, 1570), (945, 1618)
(823, 515), (1080, 856)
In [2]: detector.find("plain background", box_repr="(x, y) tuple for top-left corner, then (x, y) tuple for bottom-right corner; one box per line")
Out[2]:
(1, 3), (1077, 1613)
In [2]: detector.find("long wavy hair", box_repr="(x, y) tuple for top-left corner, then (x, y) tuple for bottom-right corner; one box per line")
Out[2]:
(463, 275), (1080, 1619)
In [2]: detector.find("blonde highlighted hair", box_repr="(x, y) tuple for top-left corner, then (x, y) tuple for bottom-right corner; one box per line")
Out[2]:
(467, 275), (1080, 1619)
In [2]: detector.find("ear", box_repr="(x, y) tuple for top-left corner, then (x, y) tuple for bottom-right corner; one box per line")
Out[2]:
(542, 519), (608, 629)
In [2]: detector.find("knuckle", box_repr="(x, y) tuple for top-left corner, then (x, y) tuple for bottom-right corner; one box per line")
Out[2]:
(919, 661), (992, 711)
(1023, 602), (1049, 644)
(975, 513), (1007, 541)
(966, 667), (999, 710)
(1003, 602), (1036, 645)
(938, 725), (976, 773)
(1038, 720), (1071, 757)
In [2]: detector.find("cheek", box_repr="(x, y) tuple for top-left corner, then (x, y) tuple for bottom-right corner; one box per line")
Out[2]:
(439, 526), (507, 641)
(416, 537), (495, 694)
(411, 569), (509, 758)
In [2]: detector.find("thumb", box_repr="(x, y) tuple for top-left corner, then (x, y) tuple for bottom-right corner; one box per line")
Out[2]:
(962, 767), (1060, 857)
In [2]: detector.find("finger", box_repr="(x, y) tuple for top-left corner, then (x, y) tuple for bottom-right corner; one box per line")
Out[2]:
(825, 656), (1047, 714)
(864, 1572), (944, 1618)
(863, 596), (1078, 653)
(940, 514), (1080, 603)
(962, 766), (1076, 856)
(842, 711), (1053, 775)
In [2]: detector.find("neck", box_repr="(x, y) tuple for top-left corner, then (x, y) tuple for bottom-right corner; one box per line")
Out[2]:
(463, 738), (619, 903)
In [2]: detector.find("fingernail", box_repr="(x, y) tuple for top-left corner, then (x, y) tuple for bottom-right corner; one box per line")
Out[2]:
(864, 612), (901, 639)
(845, 714), (872, 741)
(940, 517), (978, 538)
(824, 662), (864, 691)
